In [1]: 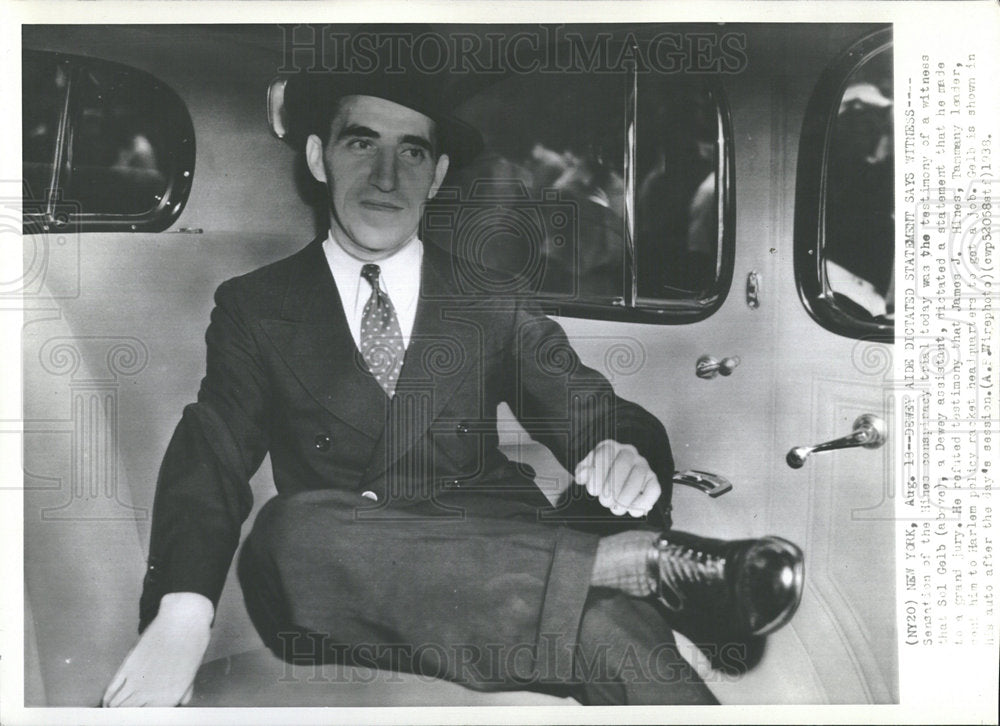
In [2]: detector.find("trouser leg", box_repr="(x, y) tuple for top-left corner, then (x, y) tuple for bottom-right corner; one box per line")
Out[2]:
(238, 489), (597, 690)
(573, 589), (718, 705)
(238, 488), (716, 703)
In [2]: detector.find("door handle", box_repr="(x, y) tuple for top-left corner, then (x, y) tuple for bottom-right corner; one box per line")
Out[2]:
(786, 414), (887, 469)
(672, 469), (733, 497)
(696, 354), (741, 379)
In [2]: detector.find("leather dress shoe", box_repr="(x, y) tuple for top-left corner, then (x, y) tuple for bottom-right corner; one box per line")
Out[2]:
(649, 530), (804, 674)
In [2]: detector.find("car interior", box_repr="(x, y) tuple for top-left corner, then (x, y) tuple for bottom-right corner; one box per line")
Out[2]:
(20, 22), (897, 706)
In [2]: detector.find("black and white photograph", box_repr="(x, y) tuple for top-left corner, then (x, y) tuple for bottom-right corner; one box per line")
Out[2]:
(2, 3), (997, 724)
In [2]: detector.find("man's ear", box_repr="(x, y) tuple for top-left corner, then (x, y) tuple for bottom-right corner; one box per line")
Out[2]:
(305, 134), (328, 184)
(427, 154), (450, 199)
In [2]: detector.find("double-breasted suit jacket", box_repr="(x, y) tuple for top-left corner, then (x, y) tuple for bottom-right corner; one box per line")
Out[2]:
(139, 236), (675, 630)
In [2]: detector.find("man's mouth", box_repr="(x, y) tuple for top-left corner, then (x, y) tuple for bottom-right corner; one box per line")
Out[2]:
(359, 200), (404, 212)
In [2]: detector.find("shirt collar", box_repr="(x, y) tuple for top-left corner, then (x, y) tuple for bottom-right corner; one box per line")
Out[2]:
(322, 231), (423, 309)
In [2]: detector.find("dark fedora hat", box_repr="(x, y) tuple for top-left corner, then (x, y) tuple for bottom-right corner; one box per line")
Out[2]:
(282, 64), (484, 168)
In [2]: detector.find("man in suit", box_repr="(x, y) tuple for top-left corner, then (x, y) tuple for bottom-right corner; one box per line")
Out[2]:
(103, 67), (804, 707)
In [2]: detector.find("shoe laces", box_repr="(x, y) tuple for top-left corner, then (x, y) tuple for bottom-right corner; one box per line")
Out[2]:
(652, 540), (726, 612)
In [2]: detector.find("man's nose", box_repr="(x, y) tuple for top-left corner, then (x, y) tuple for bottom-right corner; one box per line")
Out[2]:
(369, 149), (398, 192)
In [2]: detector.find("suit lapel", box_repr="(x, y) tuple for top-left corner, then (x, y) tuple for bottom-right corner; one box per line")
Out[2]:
(259, 238), (388, 441)
(362, 243), (483, 482)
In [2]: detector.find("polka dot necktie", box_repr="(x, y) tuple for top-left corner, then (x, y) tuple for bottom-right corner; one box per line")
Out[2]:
(359, 263), (404, 397)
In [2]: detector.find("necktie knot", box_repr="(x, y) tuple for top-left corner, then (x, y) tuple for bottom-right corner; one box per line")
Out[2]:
(361, 263), (381, 289)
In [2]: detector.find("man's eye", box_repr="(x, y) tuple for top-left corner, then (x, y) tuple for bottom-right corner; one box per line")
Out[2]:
(347, 139), (374, 151)
(401, 147), (427, 161)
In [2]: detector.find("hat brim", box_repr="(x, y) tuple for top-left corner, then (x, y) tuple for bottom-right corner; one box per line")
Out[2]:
(283, 72), (483, 169)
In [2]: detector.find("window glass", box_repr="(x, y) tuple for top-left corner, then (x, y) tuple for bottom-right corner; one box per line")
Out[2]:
(64, 62), (172, 215)
(794, 28), (893, 341)
(636, 76), (720, 300)
(444, 71), (627, 306)
(22, 54), (67, 202)
(21, 50), (194, 232)
(823, 47), (894, 322)
(438, 49), (729, 322)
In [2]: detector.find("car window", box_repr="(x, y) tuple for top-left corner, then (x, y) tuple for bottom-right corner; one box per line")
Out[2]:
(418, 28), (734, 324)
(440, 70), (628, 306)
(635, 74), (725, 305)
(21, 50), (195, 232)
(795, 28), (894, 341)
(824, 49), (894, 320)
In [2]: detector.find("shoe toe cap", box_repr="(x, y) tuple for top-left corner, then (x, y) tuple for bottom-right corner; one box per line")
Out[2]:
(739, 538), (804, 636)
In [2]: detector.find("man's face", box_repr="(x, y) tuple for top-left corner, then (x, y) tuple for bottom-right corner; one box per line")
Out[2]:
(305, 95), (450, 260)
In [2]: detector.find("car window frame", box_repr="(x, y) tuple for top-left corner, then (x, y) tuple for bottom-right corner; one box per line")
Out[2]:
(793, 26), (894, 343)
(22, 49), (196, 234)
(445, 72), (736, 326)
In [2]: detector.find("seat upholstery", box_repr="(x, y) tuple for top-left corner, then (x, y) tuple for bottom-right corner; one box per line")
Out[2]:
(191, 649), (573, 707)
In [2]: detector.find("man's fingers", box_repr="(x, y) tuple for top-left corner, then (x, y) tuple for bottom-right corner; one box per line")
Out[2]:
(102, 671), (126, 707)
(121, 690), (151, 708)
(574, 448), (594, 484)
(103, 597), (211, 708)
(102, 642), (139, 707)
(600, 449), (636, 508)
(592, 447), (615, 505)
(627, 475), (661, 517)
(103, 663), (133, 707)
(107, 682), (134, 708)
(576, 440), (616, 492)
(115, 684), (187, 708)
(576, 441), (658, 517)
(611, 462), (649, 511)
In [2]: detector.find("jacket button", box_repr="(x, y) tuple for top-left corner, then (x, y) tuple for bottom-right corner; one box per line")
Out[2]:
(456, 421), (470, 435)
(314, 434), (331, 451)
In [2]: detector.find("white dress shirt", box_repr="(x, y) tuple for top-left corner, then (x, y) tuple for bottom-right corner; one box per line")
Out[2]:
(322, 232), (423, 350)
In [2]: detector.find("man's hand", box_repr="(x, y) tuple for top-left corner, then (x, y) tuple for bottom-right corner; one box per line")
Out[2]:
(102, 592), (213, 707)
(574, 439), (662, 517)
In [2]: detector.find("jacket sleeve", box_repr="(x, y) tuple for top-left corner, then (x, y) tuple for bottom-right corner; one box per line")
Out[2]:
(504, 299), (674, 528)
(139, 279), (271, 632)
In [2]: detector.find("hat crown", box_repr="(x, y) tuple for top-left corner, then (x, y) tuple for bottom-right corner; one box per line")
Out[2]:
(280, 27), (483, 166)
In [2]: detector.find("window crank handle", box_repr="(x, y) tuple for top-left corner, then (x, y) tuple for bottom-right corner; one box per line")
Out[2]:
(696, 354), (741, 379)
(786, 414), (887, 469)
